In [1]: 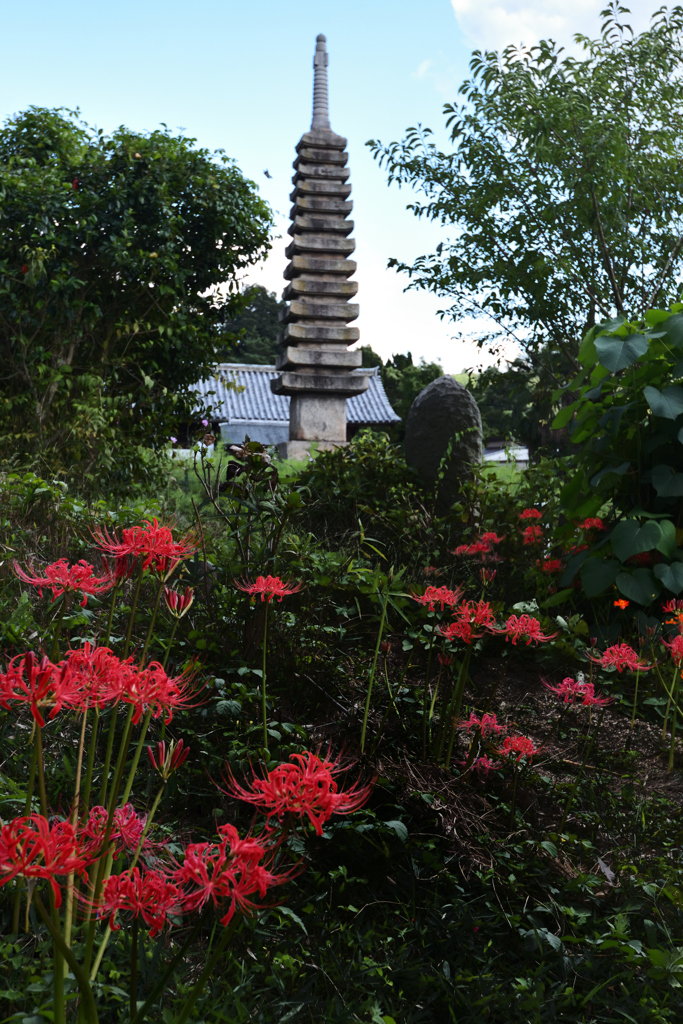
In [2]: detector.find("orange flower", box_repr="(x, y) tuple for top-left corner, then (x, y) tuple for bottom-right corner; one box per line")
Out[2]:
(613, 599), (629, 609)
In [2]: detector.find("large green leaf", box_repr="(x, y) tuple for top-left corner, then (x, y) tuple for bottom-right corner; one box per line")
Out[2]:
(656, 519), (678, 558)
(664, 313), (683, 348)
(652, 465), (683, 497)
(590, 461), (630, 488)
(616, 569), (662, 605)
(581, 558), (621, 598)
(551, 402), (578, 430)
(644, 385), (683, 420)
(655, 562), (683, 595)
(595, 333), (648, 371)
(611, 520), (662, 562)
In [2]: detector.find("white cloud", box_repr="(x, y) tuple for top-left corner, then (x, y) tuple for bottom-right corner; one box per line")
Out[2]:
(413, 58), (434, 79)
(450, 0), (654, 52)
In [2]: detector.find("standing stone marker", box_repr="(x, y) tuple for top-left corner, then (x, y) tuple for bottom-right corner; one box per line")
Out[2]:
(404, 376), (483, 508)
(272, 34), (369, 459)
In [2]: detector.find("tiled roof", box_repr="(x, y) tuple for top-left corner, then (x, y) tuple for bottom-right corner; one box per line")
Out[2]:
(194, 364), (400, 425)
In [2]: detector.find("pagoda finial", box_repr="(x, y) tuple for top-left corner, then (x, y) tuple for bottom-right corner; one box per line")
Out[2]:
(311, 33), (330, 130)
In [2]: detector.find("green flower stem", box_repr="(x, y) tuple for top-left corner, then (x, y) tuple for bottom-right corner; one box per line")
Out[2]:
(123, 563), (145, 660)
(384, 653), (404, 729)
(161, 616), (180, 670)
(663, 664), (678, 742)
(559, 706), (608, 830)
(130, 919), (139, 1023)
(627, 668), (642, 750)
(49, 594), (69, 662)
(50, 893), (65, 1024)
(443, 649), (473, 767)
(12, 728), (40, 933)
(120, 708), (154, 806)
(90, 777), (167, 981)
(428, 655), (445, 725)
(63, 706), (89, 961)
(669, 669), (681, 772)
(261, 601), (269, 752)
(421, 632), (435, 759)
(360, 583), (389, 754)
(80, 708), (99, 823)
(36, 725), (48, 817)
(103, 582), (120, 648)
(83, 709), (135, 978)
(140, 577), (165, 665)
(129, 921), (203, 1024)
(34, 891), (99, 1024)
(171, 917), (240, 1024)
(98, 702), (120, 807)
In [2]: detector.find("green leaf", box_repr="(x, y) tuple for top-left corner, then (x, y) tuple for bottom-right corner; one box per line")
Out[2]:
(277, 906), (308, 935)
(595, 333), (648, 371)
(616, 569), (661, 605)
(656, 519), (678, 558)
(652, 465), (683, 497)
(578, 326), (598, 367)
(539, 840), (558, 857)
(384, 819), (408, 842)
(644, 385), (683, 420)
(540, 587), (574, 608)
(611, 520), (662, 562)
(654, 562), (683, 595)
(590, 461), (630, 488)
(664, 313), (683, 347)
(581, 558), (621, 598)
(551, 403), (577, 430)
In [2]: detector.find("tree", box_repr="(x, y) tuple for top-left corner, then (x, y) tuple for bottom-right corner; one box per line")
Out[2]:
(369, 4), (683, 387)
(360, 345), (442, 440)
(0, 107), (273, 491)
(221, 285), (286, 364)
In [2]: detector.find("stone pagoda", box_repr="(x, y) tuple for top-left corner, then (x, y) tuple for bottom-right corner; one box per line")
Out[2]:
(271, 33), (368, 458)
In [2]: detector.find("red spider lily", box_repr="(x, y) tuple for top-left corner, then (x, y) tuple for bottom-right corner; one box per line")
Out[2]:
(438, 652), (453, 666)
(79, 804), (149, 858)
(493, 615), (557, 646)
(121, 661), (200, 724)
(148, 738), (190, 779)
(96, 866), (184, 936)
(453, 541), (489, 556)
(439, 600), (496, 644)
(613, 599), (630, 609)
(519, 508), (542, 520)
(664, 634), (683, 665)
(0, 814), (94, 906)
(92, 518), (198, 573)
(495, 735), (541, 762)
(0, 653), (77, 726)
(380, 640), (391, 654)
(589, 643), (651, 673)
(480, 532), (505, 545)
(171, 825), (290, 926)
(579, 517), (605, 531)
(663, 599), (683, 614)
(62, 643), (135, 709)
(410, 585), (464, 612)
(470, 755), (501, 777)
(235, 575), (303, 603)
(224, 751), (373, 837)
(164, 586), (195, 618)
(101, 555), (136, 585)
(13, 558), (114, 607)
(541, 559), (563, 574)
(627, 551), (653, 567)
(458, 711), (505, 736)
(480, 567), (497, 586)
(543, 676), (611, 706)
(522, 525), (543, 545)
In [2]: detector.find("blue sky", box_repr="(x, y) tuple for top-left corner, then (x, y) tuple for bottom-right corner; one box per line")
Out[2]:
(0, 0), (654, 371)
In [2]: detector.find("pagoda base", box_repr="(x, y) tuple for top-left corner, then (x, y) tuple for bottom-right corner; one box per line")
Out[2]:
(277, 439), (347, 460)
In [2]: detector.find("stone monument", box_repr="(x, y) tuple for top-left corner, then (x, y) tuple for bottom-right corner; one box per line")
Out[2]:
(404, 376), (483, 509)
(272, 34), (369, 459)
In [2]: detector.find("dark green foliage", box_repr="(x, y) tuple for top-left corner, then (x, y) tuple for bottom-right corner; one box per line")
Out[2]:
(368, 5), (683, 380)
(360, 346), (443, 438)
(0, 107), (272, 492)
(552, 304), (683, 604)
(221, 284), (286, 365)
